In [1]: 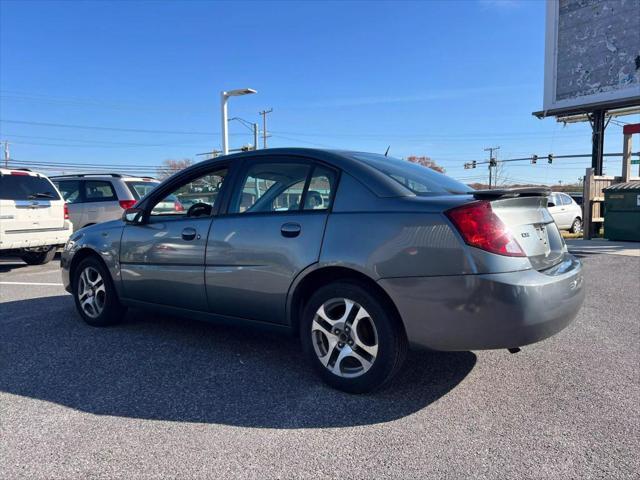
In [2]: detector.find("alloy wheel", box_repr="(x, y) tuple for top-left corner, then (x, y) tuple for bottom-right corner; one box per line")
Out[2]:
(77, 266), (106, 319)
(311, 297), (379, 378)
(575, 219), (582, 233)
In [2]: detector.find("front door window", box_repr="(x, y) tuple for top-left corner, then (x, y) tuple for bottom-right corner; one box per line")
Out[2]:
(150, 169), (227, 217)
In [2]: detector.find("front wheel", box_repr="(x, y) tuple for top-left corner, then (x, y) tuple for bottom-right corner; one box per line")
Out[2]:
(20, 246), (56, 265)
(301, 281), (407, 394)
(72, 256), (126, 326)
(570, 217), (582, 234)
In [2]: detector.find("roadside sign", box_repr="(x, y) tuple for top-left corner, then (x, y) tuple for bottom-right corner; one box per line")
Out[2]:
(631, 159), (640, 165)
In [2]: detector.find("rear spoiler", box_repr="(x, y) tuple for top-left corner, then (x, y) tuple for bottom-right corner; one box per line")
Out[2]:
(470, 187), (551, 200)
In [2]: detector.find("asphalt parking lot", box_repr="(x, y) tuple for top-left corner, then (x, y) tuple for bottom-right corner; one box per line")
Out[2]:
(1, 249), (638, 479)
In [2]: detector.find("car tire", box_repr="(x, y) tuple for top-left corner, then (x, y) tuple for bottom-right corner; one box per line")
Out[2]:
(300, 281), (407, 394)
(570, 217), (582, 234)
(20, 246), (56, 265)
(72, 256), (126, 327)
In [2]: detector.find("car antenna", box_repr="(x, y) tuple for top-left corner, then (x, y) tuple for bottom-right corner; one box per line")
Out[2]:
(384, 145), (390, 157)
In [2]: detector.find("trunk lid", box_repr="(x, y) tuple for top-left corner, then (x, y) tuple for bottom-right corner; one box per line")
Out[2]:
(480, 188), (565, 271)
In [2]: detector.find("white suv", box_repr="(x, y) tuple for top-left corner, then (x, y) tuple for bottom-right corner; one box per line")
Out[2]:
(50, 173), (182, 231)
(0, 168), (73, 264)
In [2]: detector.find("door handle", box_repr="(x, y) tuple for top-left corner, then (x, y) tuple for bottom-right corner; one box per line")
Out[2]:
(281, 222), (301, 238)
(182, 227), (197, 241)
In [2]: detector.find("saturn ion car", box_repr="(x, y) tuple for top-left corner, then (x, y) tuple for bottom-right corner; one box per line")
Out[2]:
(61, 149), (584, 393)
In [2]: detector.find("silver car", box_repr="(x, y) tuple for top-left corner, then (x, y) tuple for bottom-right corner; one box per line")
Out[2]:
(547, 192), (583, 233)
(51, 174), (184, 231)
(61, 149), (584, 393)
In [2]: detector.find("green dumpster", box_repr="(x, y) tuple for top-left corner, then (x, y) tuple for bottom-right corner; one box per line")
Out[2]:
(603, 181), (640, 242)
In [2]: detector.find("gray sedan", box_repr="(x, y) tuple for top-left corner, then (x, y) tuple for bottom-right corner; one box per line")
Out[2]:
(61, 149), (584, 393)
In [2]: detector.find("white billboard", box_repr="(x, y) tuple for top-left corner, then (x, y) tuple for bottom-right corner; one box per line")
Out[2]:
(541, 0), (640, 116)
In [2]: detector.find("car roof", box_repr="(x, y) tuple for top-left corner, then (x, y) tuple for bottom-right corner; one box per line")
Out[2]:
(0, 167), (51, 178)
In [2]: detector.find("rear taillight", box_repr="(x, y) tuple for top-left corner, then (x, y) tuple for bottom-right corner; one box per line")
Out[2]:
(119, 200), (137, 210)
(64, 203), (69, 220)
(174, 200), (184, 212)
(445, 200), (525, 257)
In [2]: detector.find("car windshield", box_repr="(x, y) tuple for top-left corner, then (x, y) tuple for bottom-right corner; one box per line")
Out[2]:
(349, 152), (471, 195)
(0, 174), (61, 200)
(126, 181), (160, 200)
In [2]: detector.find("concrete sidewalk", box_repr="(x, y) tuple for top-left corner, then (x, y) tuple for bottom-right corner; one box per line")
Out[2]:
(566, 239), (640, 257)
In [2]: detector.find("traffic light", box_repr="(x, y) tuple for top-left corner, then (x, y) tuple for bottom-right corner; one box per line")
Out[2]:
(472, 160), (477, 168)
(531, 154), (537, 165)
(548, 154), (553, 164)
(489, 158), (497, 167)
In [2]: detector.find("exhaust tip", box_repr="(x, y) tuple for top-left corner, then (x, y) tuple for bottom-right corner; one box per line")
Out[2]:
(507, 347), (521, 354)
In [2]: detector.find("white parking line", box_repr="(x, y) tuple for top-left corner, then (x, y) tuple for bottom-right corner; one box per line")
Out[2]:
(0, 281), (63, 286)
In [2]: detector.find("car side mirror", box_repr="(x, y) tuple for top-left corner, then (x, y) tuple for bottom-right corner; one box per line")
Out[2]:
(123, 207), (145, 225)
(547, 201), (555, 207)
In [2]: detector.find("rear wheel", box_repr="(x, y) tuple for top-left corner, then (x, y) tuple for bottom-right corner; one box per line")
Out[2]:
(301, 281), (407, 394)
(570, 217), (582, 234)
(72, 256), (126, 326)
(20, 246), (56, 265)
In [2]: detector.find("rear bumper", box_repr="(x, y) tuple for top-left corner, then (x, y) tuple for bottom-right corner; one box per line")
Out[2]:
(379, 253), (584, 351)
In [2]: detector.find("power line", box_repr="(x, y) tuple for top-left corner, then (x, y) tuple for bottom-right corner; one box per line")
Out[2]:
(0, 133), (213, 147)
(0, 119), (215, 136)
(1, 119), (592, 141)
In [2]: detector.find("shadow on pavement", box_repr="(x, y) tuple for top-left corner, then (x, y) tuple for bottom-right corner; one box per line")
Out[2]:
(0, 257), (28, 273)
(0, 253), (61, 272)
(0, 294), (476, 428)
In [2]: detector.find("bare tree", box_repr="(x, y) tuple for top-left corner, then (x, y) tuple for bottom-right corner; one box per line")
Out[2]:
(406, 155), (445, 174)
(157, 158), (194, 180)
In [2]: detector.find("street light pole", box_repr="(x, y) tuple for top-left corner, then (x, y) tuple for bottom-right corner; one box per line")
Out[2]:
(228, 116), (260, 151)
(220, 88), (257, 155)
(221, 92), (229, 155)
(3, 141), (9, 168)
(253, 123), (259, 151)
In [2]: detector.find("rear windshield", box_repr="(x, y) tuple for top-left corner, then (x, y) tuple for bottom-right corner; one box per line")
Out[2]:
(0, 174), (61, 200)
(349, 152), (471, 195)
(126, 181), (160, 200)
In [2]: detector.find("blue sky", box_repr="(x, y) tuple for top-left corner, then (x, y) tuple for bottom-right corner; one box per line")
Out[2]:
(0, 0), (637, 185)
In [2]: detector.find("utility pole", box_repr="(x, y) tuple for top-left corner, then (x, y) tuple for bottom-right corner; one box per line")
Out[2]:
(259, 108), (273, 149)
(484, 146), (500, 189)
(3, 141), (10, 168)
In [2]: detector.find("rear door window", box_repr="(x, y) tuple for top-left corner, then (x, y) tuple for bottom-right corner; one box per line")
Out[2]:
(55, 180), (83, 203)
(230, 162), (311, 214)
(303, 166), (337, 210)
(560, 194), (573, 206)
(84, 181), (117, 202)
(0, 174), (61, 200)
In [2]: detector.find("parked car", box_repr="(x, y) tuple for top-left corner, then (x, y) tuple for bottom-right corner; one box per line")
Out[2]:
(61, 149), (585, 393)
(51, 173), (183, 231)
(547, 192), (582, 233)
(0, 168), (73, 264)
